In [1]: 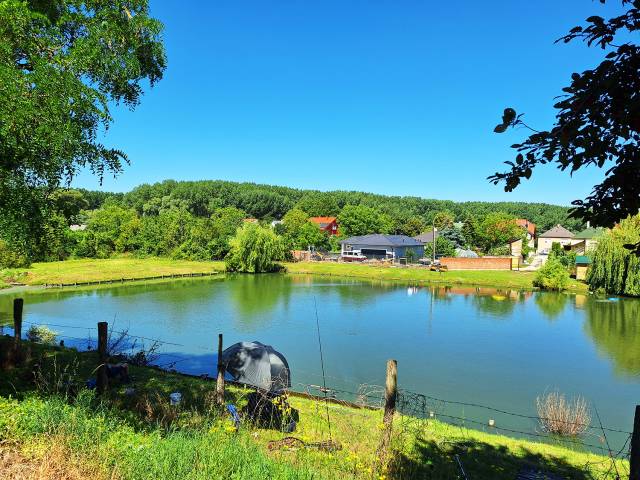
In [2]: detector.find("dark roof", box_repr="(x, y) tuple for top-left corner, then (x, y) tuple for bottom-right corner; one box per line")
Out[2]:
(539, 224), (575, 238)
(341, 234), (424, 247)
(414, 231), (439, 243)
(575, 227), (605, 239)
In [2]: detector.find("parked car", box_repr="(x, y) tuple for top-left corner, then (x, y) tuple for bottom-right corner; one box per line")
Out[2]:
(341, 251), (367, 262)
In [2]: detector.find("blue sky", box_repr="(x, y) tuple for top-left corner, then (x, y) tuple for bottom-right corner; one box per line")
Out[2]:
(73, 0), (624, 205)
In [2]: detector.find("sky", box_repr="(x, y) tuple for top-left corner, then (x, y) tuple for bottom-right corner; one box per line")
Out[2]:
(73, 0), (625, 205)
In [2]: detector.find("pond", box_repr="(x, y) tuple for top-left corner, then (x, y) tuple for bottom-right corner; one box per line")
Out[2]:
(1, 274), (639, 452)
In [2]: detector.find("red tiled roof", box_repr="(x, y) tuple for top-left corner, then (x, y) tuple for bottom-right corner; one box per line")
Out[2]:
(515, 218), (536, 236)
(309, 217), (337, 224)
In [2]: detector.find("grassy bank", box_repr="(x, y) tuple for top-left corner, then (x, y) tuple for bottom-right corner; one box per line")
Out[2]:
(1, 257), (588, 292)
(286, 261), (588, 291)
(0, 339), (623, 479)
(0, 257), (226, 287)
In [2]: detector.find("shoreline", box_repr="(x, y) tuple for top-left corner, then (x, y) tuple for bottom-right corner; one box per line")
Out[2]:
(1, 257), (589, 294)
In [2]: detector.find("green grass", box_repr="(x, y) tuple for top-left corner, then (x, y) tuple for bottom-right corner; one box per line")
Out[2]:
(1, 257), (226, 286)
(1, 257), (588, 292)
(285, 261), (588, 292)
(0, 339), (623, 479)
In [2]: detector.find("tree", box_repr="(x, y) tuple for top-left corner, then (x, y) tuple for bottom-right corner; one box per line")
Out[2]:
(282, 208), (310, 233)
(226, 223), (285, 273)
(587, 214), (640, 296)
(432, 211), (455, 229)
(295, 192), (339, 217)
(476, 213), (522, 253)
(491, 1), (640, 230)
(0, 1), (166, 254)
(50, 189), (89, 225)
(439, 227), (466, 249)
(338, 205), (392, 237)
(397, 216), (427, 237)
(424, 236), (456, 258)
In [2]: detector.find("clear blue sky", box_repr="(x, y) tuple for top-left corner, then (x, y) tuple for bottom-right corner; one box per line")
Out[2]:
(73, 0), (624, 205)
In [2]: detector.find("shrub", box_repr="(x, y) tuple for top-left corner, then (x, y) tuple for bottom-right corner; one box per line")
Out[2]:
(0, 239), (30, 268)
(533, 258), (570, 291)
(536, 390), (591, 436)
(26, 325), (58, 345)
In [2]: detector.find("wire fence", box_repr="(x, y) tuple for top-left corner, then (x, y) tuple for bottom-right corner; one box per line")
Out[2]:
(8, 319), (634, 479)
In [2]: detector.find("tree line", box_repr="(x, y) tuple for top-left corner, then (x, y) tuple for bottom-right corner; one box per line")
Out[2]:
(0, 180), (581, 268)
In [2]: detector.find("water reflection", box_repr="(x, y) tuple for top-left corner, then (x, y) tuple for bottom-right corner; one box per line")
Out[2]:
(584, 298), (640, 377)
(534, 292), (569, 320)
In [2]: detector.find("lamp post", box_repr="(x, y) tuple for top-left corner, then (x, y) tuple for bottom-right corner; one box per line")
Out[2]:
(432, 225), (437, 263)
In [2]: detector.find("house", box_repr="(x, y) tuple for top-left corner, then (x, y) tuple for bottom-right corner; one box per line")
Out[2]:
(537, 225), (576, 253)
(340, 234), (424, 260)
(243, 218), (259, 224)
(69, 224), (87, 231)
(572, 227), (605, 254)
(309, 217), (339, 236)
(574, 255), (592, 280)
(515, 219), (536, 248)
(414, 230), (438, 244)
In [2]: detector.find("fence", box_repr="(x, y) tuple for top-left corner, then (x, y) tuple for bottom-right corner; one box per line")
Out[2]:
(5, 297), (640, 479)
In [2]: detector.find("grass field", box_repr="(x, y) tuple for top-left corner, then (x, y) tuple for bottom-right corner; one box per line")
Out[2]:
(1, 257), (588, 292)
(285, 261), (588, 291)
(0, 257), (226, 287)
(0, 339), (623, 479)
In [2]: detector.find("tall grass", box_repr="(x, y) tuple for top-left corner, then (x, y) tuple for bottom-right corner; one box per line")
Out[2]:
(0, 393), (316, 480)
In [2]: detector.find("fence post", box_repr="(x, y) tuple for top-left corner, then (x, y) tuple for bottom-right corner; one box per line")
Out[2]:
(377, 359), (398, 472)
(97, 322), (108, 394)
(13, 298), (23, 345)
(631, 405), (640, 480)
(216, 333), (225, 405)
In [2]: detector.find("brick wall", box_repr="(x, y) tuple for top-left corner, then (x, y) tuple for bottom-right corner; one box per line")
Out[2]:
(440, 256), (513, 270)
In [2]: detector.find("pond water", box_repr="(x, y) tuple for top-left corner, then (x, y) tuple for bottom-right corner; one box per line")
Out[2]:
(1, 274), (639, 452)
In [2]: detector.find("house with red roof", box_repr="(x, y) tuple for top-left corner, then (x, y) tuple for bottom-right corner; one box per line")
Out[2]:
(515, 218), (536, 248)
(309, 216), (339, 236)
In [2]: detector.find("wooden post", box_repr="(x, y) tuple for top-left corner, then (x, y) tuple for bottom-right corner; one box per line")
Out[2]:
(13, 298), (23, 345)
(97, 322), (108, 394)
(216, 333), (225, 405)
(631, 405), (640, 480)
(377, 359), (398, 472)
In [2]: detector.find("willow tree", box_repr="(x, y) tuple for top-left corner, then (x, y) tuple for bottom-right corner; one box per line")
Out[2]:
(225, 223), (285, 273)
(587, 215), (640, 296)
(0, 0), (166, 258)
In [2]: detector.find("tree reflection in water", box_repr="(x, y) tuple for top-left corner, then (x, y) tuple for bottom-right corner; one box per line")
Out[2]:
(583, 297), (640, 377)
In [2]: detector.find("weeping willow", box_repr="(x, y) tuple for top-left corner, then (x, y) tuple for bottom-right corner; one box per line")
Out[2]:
(587, 215), (640, 296)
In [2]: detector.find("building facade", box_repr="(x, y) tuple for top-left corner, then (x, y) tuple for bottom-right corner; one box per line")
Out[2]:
(340, 234), (424, 260)
(536, 225), (577, 253)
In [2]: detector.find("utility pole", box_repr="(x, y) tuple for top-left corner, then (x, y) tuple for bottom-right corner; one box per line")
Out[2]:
(432, 225), (437, 263)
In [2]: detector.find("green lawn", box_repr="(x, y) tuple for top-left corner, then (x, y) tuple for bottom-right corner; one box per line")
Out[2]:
(0, 339), (624, 479)
(1, 257), (588, 292)
(285, 261), (588, 292)
(0, 257), (226, 286)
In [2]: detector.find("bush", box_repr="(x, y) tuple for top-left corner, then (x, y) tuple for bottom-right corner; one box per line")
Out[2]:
(26, 325), (58, 345)
(533, 258), (570, 291)
(536, 390), (590, 436)
(0, 239), (30, 268)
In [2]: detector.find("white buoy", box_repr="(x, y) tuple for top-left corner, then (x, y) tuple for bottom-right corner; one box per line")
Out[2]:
(488, 419), (495, 427)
